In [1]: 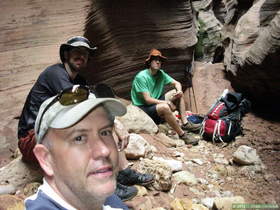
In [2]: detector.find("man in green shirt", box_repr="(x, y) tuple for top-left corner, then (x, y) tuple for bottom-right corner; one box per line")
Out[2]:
(131, 49), (199, 145)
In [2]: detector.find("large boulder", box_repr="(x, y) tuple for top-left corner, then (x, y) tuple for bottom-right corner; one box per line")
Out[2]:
(117, 104), (158, 134)
(0, 156), (42, 189)
(136, 159), (173, 192)
(192, 1), (223, 60)
(233, 145), (262, 165)
(124, 133), (153, 159)
(224, 0), (280, 105)
(213, 196), (245, 210)
(0, 194), (24, 210)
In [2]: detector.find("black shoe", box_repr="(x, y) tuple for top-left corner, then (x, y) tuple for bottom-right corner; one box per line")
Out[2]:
(115, 183), (138, 201)
(117, 168), (154, 186)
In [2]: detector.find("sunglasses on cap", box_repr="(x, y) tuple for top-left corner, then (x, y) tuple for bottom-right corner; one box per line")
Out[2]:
(36, 85), (90, 136)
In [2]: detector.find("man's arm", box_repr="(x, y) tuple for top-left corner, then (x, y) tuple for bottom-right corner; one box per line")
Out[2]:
(170, 80), (183, 98)
(141, 92), (170, 105)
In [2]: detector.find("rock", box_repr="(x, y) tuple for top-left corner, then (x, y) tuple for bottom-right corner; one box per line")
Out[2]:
(0, 184), (16, 195)
(170, 198), (192, 210)
(125, 133), (153, 159)
(226, 177), (232, 182)
(190, 62), (233, 115)
(213, 165), (229, 177)
(240, 164), (265, 177)
(195, 10), (223, 60)
(192, 203), (209, 210)
(213, 196), (245, 210)
(173, 171), (198, 186)
(223, 0), (238, 24)
(197, 178), (208, 185)
(158, 124), (171, 135)
(190, 187), (204, 196)
(150, 145), (158, 153)
(201, 197), (215, 209)
(0, 194), (24, 210)
(0, 156), (42, 188)
(233, 145), (262, 165)
(214, 157), (229, 165)
(152, 208), (167, 210)
(264, 173), (277, 183)
(173, 151), (185, 158)
(117, 104), (158, 134)
(152, 157), (183, 172)
(221, 191), (234, 197)
(154, 133), (185, 148)
(23, 182), (41, 197)
(224, 0), (280, 104)
(125, 196), (154, 210)
(137, 159), (172, 192)
(135, 185), (148, 197)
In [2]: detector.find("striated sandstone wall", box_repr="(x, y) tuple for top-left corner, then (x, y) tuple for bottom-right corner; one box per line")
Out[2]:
(0, 0), (90, 166)
(223, 0), (280, 104)
(192, 0), (280, 105)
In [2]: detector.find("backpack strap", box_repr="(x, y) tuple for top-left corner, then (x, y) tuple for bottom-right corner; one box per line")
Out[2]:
(214, 120), (225, 144)
(199, 119), (206, 136)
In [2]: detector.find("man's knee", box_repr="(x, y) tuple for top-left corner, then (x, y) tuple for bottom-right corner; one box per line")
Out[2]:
(164, 89), (177, 101)
(156, 103), (172, 115)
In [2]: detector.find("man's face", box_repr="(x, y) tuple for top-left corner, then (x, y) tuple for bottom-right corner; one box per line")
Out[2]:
(45, 106), (118, 205)
(66, 47), (89, 72)
(150, 57), (162, 71)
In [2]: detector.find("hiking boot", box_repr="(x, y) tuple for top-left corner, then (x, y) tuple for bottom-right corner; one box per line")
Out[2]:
(115, 183), (138, 201)
(117, 168), (154, 186)
(181, 121), (202, 132)
(179, 132), (199, 145)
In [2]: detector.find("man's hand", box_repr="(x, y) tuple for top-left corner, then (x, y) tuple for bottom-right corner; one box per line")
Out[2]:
(117, 134), (129, 152)
(173, 90), (183, 99)
(113, 119), (130, 151)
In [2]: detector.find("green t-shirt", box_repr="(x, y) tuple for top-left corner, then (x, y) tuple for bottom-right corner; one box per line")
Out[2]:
(131, 69), (174, 106)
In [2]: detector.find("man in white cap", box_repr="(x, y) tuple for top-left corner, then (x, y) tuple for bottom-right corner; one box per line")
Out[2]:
(25, 86), (128, 209)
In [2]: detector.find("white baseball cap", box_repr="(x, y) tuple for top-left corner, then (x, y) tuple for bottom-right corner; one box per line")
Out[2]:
(34, 92), (126, 143)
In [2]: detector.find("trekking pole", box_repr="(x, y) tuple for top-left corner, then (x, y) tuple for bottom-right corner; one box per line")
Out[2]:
(190, 57), (198, 113)
(191, 85), (198, 113)
(185, 52), (199, 113)
(188, 85), (192, 112)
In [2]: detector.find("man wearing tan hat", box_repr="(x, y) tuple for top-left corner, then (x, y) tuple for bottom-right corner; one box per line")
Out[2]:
(131, 49), (199, 145)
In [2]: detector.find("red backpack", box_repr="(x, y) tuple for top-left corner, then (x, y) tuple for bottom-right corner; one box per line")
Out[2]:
(200, 90), (251, 143)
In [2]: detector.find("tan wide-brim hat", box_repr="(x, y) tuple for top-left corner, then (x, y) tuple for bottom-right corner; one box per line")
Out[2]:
(145, 48), (167, 63)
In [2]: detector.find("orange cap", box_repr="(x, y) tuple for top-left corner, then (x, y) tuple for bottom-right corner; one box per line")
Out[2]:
(145, 49), (167, 63)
